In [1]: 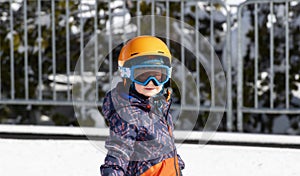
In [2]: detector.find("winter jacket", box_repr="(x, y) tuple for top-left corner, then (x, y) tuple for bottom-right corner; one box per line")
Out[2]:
(100, 83), (185, 176)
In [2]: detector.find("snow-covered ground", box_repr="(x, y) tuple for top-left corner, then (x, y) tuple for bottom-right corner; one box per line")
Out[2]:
(0, 138), (300, 176)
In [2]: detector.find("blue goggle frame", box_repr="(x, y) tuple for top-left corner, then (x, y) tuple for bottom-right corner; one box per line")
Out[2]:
(119, 65), (172, 86)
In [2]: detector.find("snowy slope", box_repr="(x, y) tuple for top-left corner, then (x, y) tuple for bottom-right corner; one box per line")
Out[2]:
(0, 138), (300, 176)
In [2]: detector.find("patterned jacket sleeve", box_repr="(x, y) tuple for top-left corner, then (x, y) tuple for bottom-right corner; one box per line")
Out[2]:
(100, 113), (137, 176)
(177, 153), (185, 170)
(165, 101), (185, 171)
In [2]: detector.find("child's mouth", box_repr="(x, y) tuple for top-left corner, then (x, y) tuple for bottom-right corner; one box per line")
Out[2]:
(144, 88), (155, 90)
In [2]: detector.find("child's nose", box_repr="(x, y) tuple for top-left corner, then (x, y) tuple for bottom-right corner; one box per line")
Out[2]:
(146, 80), (154, 86)
(146, 79), (158, 86)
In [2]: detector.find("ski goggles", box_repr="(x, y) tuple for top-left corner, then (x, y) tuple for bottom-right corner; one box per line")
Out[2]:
(119, 65), (172, 86)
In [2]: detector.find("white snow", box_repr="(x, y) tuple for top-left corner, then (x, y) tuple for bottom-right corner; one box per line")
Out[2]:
(35, 13), (51, 28)
(292, 83), (300, 99)
(105, 8), (132, 34)
(11, 2), (22, 11)
(78, 5), (96, 18)
(81, 0), (96, 5)
(71, 25), (80, 34)
(48, 72), (106, 86)
(225, 0), (247, 6)
(179, 143), (300, 176)
(109, 0), (124, 9)
(290, 1), (299, 6)
(0, 139), (103, 176)
(0, 138), (300, 176)
(267, 14), (277, 28)
(0, 126), (300, 176)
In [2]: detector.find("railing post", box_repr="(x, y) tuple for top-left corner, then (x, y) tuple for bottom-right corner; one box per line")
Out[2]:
(237, 3), (244, 132)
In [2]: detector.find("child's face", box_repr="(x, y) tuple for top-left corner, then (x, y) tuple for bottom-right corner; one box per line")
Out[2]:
(134, 81), (163, 97)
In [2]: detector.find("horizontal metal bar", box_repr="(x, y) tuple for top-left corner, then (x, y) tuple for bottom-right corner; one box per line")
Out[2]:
(0, 99), (228, 112)
(241, 108), (300, 114)
(171, 104), (227, 112)
(103, 0), (224, 2)
(240, 0), (298, 6)
(0, 100), (101, 106)
(238, 0), (300, 22)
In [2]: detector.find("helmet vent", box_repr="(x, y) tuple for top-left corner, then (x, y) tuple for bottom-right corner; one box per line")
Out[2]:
(157, 51), (164, 54)
(130, 52), (139, 56)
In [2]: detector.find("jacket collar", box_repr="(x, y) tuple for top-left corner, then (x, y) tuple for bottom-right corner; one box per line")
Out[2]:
(116, 82), (171, 113)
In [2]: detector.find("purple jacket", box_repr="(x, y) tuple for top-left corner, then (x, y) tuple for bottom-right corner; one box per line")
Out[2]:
(100, 83), (185, 175)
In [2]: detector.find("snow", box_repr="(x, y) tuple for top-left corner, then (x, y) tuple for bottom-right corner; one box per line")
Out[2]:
(0, 139), (103, 176)
(225, 0), (247, 6)
(0, 138), (300, 176)
(81, 0), (96, 5)
(71, 25), (80, 34)
(292, 83), (300, 99)
(180, 143), (300, 176)
(1, 126), (300, 175)
(35, 13), (51, 28)
(291, 1), (299, 6)
(11, 2), (22, 11)
(267, 14), (277, 28)
(109, 0), (124, 9)
(105, 8), (132, 34)
(78, 5), (96, 18)
(48, 72), (106, 85)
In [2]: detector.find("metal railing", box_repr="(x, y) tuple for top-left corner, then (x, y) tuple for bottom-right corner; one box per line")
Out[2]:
(1, 0), (299, 132)
(237, 0), (300, 131)
(0, 0), (233, 130)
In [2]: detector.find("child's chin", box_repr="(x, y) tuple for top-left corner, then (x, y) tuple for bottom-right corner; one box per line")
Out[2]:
(142, 92), (157, 97)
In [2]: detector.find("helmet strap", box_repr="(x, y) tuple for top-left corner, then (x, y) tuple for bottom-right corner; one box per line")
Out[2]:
(123, 78), (127, 87)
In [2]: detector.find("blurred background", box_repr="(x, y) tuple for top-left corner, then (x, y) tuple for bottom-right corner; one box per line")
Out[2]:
(1, 0), (300, 134)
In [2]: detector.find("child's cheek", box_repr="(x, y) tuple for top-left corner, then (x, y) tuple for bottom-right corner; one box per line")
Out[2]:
(135, 83), (163, 97)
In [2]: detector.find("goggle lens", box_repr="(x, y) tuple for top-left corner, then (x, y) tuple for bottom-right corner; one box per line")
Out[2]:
(132, 66), (170, 86)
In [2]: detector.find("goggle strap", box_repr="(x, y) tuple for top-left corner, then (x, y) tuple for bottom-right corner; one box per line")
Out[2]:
(119, 65), (172, 86)
(119, 66), (131, 78)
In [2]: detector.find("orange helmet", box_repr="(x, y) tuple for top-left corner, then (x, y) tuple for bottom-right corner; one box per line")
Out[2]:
(118, 36), (171, 67)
